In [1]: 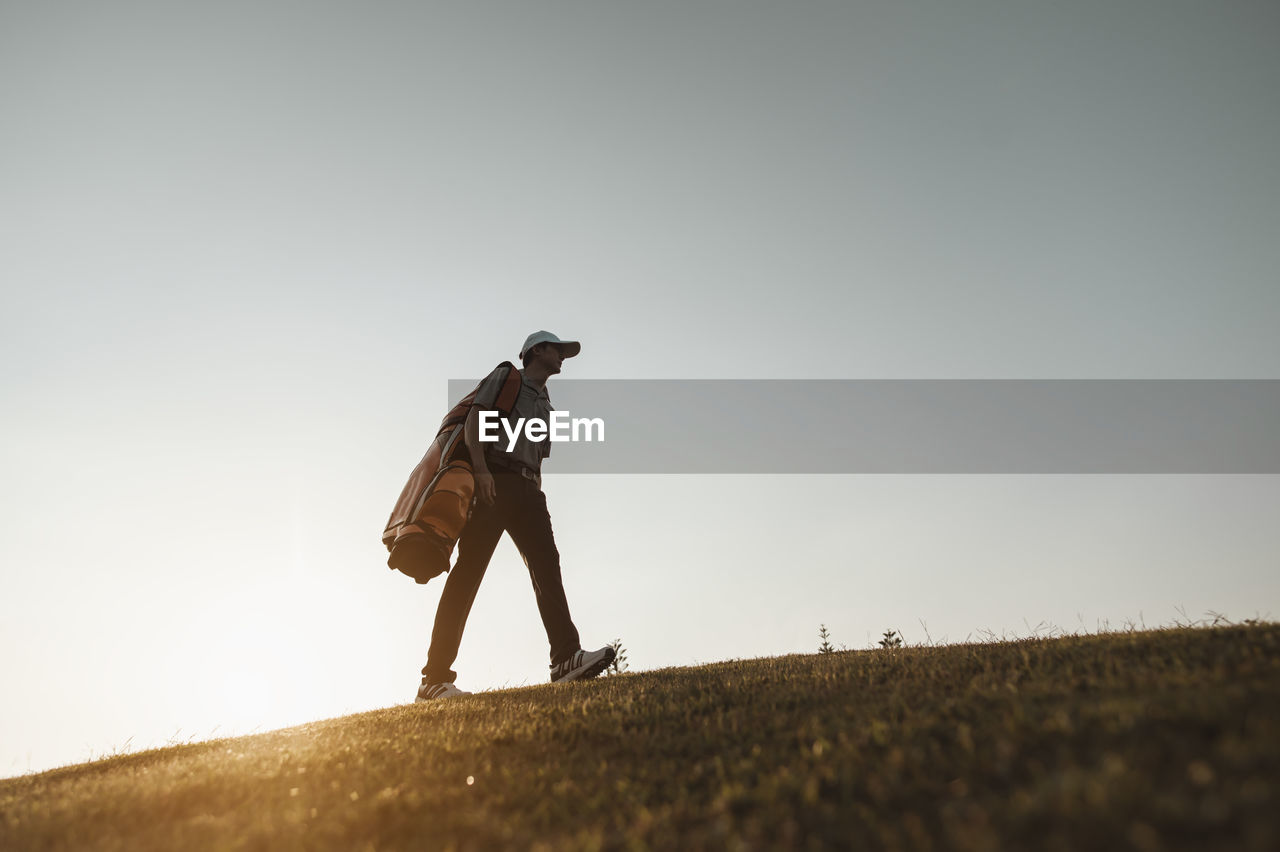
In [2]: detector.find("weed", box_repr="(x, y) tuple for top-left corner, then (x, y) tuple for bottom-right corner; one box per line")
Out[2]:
(607, 638), (629, 675)
(817, 624), (835, 654)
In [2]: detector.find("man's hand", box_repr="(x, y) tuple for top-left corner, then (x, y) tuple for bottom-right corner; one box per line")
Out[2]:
(473, 469), (496, 507)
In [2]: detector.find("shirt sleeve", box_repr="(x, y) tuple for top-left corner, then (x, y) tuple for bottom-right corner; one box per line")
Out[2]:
(470, 365), (509, 410)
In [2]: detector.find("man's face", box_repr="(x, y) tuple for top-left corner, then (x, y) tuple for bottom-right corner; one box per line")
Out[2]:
(536, 343), (565, 374)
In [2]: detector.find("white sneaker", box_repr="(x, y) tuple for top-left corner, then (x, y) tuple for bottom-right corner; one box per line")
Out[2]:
(550, 646), (616, 683)
(416, 681), (472, 702)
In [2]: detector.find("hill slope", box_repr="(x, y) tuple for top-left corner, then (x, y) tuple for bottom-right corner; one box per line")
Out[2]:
(2, 624), (1277, 850)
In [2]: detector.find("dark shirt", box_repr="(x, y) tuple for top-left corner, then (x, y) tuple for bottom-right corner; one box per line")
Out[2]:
(471, 365), (554, 472)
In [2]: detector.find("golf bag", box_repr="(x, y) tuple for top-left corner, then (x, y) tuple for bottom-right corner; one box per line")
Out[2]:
(382, 362), (523, 583)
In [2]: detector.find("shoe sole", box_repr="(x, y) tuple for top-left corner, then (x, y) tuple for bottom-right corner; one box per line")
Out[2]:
(553, 647), (616, 683)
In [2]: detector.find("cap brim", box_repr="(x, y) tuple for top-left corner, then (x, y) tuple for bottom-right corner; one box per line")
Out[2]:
(558, 341), (581, 358)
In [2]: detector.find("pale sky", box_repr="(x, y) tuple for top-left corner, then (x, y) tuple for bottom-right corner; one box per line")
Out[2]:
(3, 1), (1279, 778)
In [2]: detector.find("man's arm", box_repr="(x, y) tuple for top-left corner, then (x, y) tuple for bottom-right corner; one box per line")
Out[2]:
(465, 405), (496, 506)
(462, 363), (512, 506)
(464, 406), (491, 474)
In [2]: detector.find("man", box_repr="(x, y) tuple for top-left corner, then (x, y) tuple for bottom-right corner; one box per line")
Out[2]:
(416, 331), (616, 702)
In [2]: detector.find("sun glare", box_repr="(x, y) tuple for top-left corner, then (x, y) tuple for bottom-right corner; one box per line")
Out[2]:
(194, 576), (325, 735)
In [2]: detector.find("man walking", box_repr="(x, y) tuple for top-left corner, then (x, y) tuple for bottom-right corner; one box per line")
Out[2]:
(416, 331), (615, 702)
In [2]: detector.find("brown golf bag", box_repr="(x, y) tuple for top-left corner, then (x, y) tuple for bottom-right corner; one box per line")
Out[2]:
(382, 362), (522, 583)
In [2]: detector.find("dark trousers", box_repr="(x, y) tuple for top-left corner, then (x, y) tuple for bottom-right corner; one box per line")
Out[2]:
(422, 471), (582, 685)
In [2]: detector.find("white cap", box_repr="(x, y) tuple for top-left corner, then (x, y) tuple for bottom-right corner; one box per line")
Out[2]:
(519, 330), (581, 360)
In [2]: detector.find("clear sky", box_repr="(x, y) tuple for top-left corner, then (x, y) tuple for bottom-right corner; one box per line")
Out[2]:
(3, 0), (1278, 778)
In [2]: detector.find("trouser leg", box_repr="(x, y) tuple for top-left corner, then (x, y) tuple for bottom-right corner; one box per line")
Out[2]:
(504, 479), (582, 669)
(421, 488), (505, 684)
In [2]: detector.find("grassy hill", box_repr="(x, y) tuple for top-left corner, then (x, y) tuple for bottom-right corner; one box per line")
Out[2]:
(2, 623), (1277, 850)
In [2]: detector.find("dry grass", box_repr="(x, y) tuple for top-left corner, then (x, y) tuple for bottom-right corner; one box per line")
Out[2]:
(2, 621), (1277, 850)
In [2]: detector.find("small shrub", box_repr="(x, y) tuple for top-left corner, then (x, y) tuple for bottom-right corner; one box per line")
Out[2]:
(607, 638), (629, 675)
(879, 629), (903, 649)
(818, 624), (835, 654)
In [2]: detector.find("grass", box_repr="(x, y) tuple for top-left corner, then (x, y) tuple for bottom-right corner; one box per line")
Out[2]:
(2, 621), (1277, 851)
